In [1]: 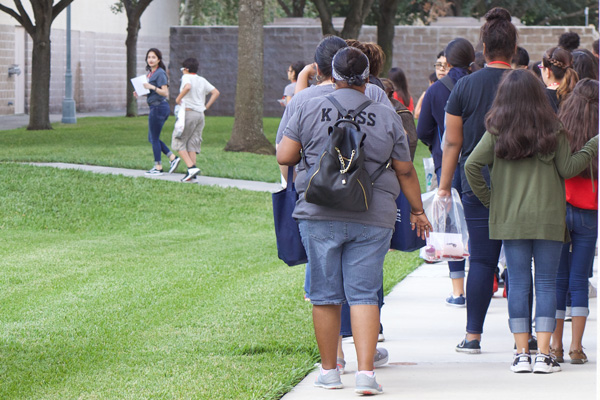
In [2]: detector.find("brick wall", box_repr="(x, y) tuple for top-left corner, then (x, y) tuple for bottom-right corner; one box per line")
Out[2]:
(170, 24), (598, 118)
(0, 25), (16, 115)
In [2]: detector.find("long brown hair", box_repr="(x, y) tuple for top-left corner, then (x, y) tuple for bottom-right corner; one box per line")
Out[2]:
(542, 46), (579, 102)
(486, 69), (560, 160)
(558, 78), (599, 178)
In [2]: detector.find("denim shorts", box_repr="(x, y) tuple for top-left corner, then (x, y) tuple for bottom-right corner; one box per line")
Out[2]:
(298, 219), (393, 306)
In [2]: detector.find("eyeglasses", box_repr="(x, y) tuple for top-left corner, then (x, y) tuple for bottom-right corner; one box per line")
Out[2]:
(537, 63), (545, 69)
(180, 67), (187, 72)
(434, 63), (448, 70)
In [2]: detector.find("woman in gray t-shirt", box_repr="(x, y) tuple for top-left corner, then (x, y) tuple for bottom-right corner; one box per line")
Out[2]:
(277, 47), (430, 394)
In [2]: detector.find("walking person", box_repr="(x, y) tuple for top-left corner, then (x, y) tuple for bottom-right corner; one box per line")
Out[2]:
(465, 69), (598, 373)
(551, 78), (599, 365)
(277, 46), (430, 395)
(135, 48), (178, 175)
(174, 57), (220, 181)
(437, 7), (516, 353)
(417, 37), (475, 307)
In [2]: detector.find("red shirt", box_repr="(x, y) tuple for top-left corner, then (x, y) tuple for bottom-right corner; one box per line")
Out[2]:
(565, 175), (598, 210)
(393, 92), (414, 113)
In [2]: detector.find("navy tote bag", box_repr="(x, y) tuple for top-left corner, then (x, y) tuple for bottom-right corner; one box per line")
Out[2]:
(390, 190), (426, 252)
(272, 167), (307, 266)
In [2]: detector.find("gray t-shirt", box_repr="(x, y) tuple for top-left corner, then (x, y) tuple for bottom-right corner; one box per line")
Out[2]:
(284, 88), (411, 229)
(276, 83), (393, 144)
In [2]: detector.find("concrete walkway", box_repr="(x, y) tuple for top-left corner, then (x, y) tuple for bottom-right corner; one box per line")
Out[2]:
(283, 261), (597, 399)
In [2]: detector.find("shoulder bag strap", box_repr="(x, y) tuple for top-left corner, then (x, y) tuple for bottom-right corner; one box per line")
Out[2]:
(439, 75), (455, 92)
(326, 95), (372, 120)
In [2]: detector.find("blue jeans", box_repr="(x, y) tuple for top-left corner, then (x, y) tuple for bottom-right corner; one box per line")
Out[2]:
(298, 220), (392, 306)
(462, 192), (502, 334)
(148, 101), (171, 163)
(445, 167), (466, 278)
(504, 239), (563, 333)
(556, 204), (597, 319)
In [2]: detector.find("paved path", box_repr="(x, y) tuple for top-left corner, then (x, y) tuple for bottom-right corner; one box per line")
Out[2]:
(283, 261), (597, 399)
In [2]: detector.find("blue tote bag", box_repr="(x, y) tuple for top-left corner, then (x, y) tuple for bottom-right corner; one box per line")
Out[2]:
(389, 190), (426, 252)
(272, 167), (307, 266)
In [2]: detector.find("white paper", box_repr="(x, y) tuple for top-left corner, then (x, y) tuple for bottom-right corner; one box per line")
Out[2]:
(131, 74), (150, 96)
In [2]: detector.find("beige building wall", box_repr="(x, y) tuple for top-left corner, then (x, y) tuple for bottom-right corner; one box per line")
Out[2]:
(0, 0), (178, 115)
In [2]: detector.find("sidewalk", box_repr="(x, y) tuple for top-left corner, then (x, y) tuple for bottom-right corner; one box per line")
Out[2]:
(283, 261), (597, 399)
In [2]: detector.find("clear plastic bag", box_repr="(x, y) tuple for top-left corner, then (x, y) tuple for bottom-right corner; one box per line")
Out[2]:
(420, 188), (470, 262)
(423, 157), (438, 192)
(173, 102), (185, 139)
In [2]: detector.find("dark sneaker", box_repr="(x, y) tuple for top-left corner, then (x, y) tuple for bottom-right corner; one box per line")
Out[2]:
(168, 157), (181, 173)
(355, 372), (383, 395)
(446, 294), (466, 307)
(569, 349), (588, 364)
(145, 167), (163, 175)
(513, 336), (538, 353)
(533, 353), (561, 373)
(314, 369), (343, 389)
(456, 336), (481, 354)
(373, 347), (389, 368)
(181, 167), (200, 182)
(511, 353), (532, 373)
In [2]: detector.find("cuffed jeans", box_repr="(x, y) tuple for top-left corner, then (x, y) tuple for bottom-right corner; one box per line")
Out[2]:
(504, 239), (562, 333)
(556, 204), (597, 319)
(148, 101), (171, 162)
(462, 191), (502, 334)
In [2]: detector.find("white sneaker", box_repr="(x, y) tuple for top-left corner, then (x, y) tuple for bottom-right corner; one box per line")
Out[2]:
(533, 353), (561, 374)
(181, 167), (200, 182)
(511, 353), (532, 373)
(373, 347), (389, 367)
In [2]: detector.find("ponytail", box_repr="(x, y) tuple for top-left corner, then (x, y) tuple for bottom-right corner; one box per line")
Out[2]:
(557, 67), (579, 102)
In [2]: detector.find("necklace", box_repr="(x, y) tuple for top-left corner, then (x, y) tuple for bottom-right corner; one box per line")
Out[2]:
(487, 61), (512, 68)
(547, 82), (560, 87)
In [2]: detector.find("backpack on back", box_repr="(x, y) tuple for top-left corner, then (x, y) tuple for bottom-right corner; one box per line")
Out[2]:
(303, 95), (387, 212)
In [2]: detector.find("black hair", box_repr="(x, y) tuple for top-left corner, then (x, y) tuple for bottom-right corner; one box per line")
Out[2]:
(145, 48), (166, 72)
(429, 72), (438, 83)
(436, 50), (445, 59)
(445, 38), (475, 70)
(315, 36), (348, 79)
(529, 61), (543, 80)
(389, 67), (411, 106)
(512, 46), (530, 67)
(470, 51), (486, 72)
(593, 39), (599, 56)
(558, 32), (580, 52)
(572, 49), (599, 80)
(480, 7), (518, 62)
(182, 57), (199, 74)
(332, 47), (369, 87)
(290, 61), (305, 81)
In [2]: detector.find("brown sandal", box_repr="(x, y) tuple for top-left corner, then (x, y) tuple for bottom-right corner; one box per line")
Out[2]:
(569, 349), (588, 364)
(550, 347), (564, 363)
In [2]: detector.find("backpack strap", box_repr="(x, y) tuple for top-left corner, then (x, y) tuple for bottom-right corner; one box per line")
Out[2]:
(439, 75), (455, 92)
(326, 95), (372, 120)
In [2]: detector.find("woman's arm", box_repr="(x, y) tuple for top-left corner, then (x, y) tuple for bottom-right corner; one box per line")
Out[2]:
(554, 131), (599, 179)
(392, 159), (431, 239)
(205, 88), (220, 110)
(144, 83), (168, 98)
(294, 63), (316, 94)
(175, 83), (191, 105)
(414, 91), (426, 119)
(464, 132), (495, 207)
(438, 113), (463, 197)
(276, 136), (302, 166)
(416, 90), (436, 145)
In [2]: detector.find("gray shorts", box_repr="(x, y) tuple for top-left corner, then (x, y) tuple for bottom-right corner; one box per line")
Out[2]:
(172, 109), (205, 153)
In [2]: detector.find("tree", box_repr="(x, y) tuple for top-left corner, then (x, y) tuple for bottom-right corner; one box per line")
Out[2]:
(225, 0), (275, 155)
(311, 0), (375, 38)
(0, 0), (76, 130)
(111, 0), (154, 117)
(376, 0), (400, 75)
(277, 0), (306, 17)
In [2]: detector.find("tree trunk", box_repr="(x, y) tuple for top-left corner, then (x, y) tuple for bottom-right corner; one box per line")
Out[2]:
(450, 0), (462, 16)
(28, 22), (52, 130)
(292, 0), (306, 17)
(125, 21), (140, 117)
(225, 0), (275, 155)
(311, 0), (338, 36)
(377, 0), (399, 76)
(181, 0), (194, 24)
(341, 0), (375, 39)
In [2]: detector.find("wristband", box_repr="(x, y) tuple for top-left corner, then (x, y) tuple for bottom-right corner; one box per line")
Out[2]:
(410, 210), (425, 216)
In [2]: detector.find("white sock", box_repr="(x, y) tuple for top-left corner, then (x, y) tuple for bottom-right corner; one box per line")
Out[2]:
(357, 370), (374, 377)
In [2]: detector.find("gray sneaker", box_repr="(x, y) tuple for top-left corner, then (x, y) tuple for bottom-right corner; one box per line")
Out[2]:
(314, 369), (343, 390)
(373, 347), (389, 367)
(355, 372), (383, 395)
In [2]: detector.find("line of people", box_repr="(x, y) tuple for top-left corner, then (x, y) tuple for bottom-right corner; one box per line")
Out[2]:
(277, 6), (598, 395)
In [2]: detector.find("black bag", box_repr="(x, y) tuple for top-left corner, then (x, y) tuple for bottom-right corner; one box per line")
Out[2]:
(390, 190), (426, 252)
(304, 95), (386, 212)
(272, 167), (307, 266)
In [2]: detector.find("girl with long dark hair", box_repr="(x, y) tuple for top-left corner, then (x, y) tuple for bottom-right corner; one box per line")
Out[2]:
(465, 69), (598, 373)
(136, 48), (178, 175)
(551, 78), (599, 365)
(438, 7), (516, 354)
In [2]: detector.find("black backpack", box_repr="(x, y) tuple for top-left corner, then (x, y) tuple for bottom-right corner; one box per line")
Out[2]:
(303, 95), (388, 212)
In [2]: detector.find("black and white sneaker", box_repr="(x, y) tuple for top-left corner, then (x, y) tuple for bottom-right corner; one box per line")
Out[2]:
(511, 353), (532, 373)
(145, 167), (163, 175)
(456, 336), (481, 354)
(168, 157), (181, 173)
(181, 167), (200, 182)
(533, 353), (561, 374)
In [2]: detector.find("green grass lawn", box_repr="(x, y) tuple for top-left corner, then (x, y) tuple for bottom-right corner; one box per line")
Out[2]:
(0, 117), (427, 399)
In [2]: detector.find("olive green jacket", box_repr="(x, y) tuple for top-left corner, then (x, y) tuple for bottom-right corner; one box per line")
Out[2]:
(465, 130), (598, 242)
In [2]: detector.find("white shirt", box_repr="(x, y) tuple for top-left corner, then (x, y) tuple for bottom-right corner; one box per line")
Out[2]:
(180, 74), (216, 112)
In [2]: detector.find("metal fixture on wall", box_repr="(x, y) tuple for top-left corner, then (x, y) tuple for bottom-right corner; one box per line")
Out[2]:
(8, 64), (21, 77)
